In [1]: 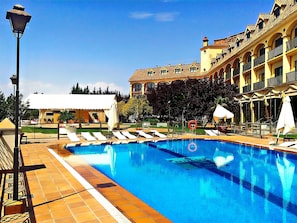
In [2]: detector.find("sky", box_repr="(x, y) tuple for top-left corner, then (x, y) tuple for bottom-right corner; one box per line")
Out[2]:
(0, 0), (273, 99)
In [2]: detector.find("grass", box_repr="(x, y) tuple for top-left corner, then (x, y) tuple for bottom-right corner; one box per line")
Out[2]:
(21, 125), (207, 135)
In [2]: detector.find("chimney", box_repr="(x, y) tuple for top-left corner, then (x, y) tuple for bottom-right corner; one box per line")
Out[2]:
(203, 36), (209, 47)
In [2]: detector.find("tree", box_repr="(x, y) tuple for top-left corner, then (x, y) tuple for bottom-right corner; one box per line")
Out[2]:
(58, 111), (75, 123)
(5, 93), (29, 123)
(121, 96), (153, 122)
(147, 77), (239, 122)
(0, 91), (7, 121)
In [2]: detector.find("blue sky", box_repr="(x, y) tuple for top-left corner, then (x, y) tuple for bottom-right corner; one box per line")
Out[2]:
(0, 0), (273, 98)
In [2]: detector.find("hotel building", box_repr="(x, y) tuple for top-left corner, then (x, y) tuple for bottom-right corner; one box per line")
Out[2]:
(129, 0), (297, 125)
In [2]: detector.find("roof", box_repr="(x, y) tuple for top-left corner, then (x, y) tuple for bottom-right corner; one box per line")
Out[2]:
(26, 94), (117, 110)
(129, 62), (201, 82)
(0, 118), (15, 130)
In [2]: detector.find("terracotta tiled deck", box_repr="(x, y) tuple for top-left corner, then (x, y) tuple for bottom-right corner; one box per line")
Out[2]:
(18, 133), (297, 222)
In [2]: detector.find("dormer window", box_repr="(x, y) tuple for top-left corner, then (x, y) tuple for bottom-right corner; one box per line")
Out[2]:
(161, 69), (167, 75)
(246, 31), (251, 39)
(147, 71), (153, 76)
(274, 6), (280, 18)
(258, 20), (263, 30)
(175, 68), (181, 74)
(190, 67), (197, 73)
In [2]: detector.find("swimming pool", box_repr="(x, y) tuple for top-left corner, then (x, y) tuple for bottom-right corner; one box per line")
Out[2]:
(67, 139), (297, 223)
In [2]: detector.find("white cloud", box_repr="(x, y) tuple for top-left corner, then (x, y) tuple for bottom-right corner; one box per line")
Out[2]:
(130, 11), (178, 22)
(1, 78), (129, 100)
(155, 12), (179, 22)
(129, 12), (154, 19)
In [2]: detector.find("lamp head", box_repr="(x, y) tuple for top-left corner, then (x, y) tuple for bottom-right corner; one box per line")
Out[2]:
(10, 74), (17, 85)
(6, 4), (31, 35)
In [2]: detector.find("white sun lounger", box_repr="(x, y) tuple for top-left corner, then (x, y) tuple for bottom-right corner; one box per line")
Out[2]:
(112, 131), (127, 140)
(93, 132), (107, 141)
(136, 130), (154, 139)
(81, 132), (96, 141)
(150, 130), (166, 138)
(205, 130), (219, 136)
(121, 131), (137, 139)
(67, 132), (80, 142)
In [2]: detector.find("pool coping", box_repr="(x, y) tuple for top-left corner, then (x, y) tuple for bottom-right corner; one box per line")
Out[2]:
(49, 143), (172, 223)
(48, 148), (131, 223)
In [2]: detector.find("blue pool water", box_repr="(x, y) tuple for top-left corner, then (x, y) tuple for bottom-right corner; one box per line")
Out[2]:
(67, 139), (297, 223)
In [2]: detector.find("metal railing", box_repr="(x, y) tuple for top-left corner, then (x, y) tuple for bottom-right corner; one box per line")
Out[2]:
(268, 45), (283, 60)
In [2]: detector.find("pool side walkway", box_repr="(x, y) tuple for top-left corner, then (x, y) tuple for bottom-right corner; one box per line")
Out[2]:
(19, 133), (297, 222)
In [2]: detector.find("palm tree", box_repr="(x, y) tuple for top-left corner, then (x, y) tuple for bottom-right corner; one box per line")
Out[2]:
(211, 96), (229, 111)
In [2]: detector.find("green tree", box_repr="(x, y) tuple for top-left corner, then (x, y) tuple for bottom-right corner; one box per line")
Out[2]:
(58, 111), (75, 123)
(0, 91), (7, 121)
(121, 96), (153, 121)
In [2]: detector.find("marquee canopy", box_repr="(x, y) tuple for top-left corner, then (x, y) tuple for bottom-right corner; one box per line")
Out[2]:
(26, 94), (117, 110)
(26, 94), (119, 130)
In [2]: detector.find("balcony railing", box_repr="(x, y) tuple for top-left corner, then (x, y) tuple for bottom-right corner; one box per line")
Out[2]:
(267, 75), (283, 87)
(233, 67), (240, 76)
(253, 81), (265, 90)
(286, 71), (297, 82)
(243, 62), (251, 72)
(286, 37), (297, 51)
(226, 72), (231, 80)
(254, 54), (265, 66)
(243, 85), (251, 93)
(268, 45), (283, 60)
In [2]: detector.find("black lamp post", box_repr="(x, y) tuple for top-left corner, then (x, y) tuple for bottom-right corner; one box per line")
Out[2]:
(6, 4), (31, 201)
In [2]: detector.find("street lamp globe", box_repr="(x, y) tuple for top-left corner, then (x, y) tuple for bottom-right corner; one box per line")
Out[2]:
(6, 4), (31, 36)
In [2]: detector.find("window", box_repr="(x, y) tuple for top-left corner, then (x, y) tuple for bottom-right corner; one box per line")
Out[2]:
(295, 28), (297, 38)
(175, 68), (181, 74)
(246, 31), (251, 39)
(275, 66), (283, 77)
(259, 47), (265, 56)
(134, 83), (142, 92)
(274, 6), (280, 18)
(259, 73), (265, 81)
(147, 83), (155, 91)
(258, 20), (263, 30)
(275, 37), (283, 47)
(147, 71), (153, 76)
(161, 69), (167, 75)
(190, 67), (197, 73)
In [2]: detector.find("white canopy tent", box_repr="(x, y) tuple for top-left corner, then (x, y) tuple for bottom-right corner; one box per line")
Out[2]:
(26, 94), (119, 131)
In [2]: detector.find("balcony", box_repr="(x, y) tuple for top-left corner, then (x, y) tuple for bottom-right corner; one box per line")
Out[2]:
(226, 72), (231, 80)
(233, 67), (240, 76)
(243, 85), (251, 93)
(254, 54), (265, 67)
(267, 75), (283, 87)
(286, 71), (297, 82)
(268, 45), (283, 60)
(243, 62), (251, 72)
(253, 81), (265, 90)
(286, 37), (297, 51)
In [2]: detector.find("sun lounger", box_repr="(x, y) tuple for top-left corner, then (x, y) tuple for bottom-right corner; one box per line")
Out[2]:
(112, 131), (127, 140)
(136, 130), (154, 139)
(67, 132), (80, 142)
(150, 130), (166, 138)
(81, 132), (96, 141)
(93, 132), (107, 141)
(205, 130), (219, 136)
(121, 131), (137, 139)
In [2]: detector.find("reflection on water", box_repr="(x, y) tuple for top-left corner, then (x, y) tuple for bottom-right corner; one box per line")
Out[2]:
(68, 140), (297, 223)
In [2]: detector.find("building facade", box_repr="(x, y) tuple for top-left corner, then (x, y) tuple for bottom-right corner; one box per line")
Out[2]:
(129, 0), (297, 125)
(129, 62), (201, 97)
